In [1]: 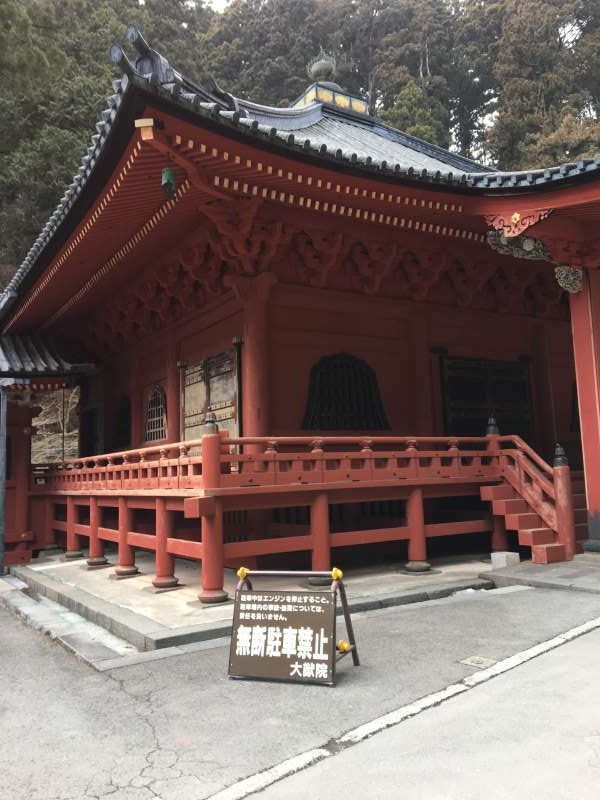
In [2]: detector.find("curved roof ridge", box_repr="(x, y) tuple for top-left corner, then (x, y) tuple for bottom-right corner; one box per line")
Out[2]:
(3, 25), (600, 325)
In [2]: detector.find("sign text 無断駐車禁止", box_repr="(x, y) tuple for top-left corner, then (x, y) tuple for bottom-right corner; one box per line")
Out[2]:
(228, 589), (336, 685)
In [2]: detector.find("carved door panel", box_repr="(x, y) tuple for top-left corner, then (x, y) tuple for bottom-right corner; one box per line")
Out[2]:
(182, 349), (239, 441)
(441, 356), (534, 443)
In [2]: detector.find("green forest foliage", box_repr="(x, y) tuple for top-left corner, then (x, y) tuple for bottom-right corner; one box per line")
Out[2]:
(1, 0), (600, 279)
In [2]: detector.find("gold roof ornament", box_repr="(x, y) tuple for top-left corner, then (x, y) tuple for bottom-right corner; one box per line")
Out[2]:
(294, 49), (368, 115)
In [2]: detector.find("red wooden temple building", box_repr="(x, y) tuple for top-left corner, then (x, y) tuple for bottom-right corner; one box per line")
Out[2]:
(2, 28), (600, 601)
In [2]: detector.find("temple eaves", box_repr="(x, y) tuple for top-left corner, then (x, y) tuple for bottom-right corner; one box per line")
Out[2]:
(2, 26), (600, 324)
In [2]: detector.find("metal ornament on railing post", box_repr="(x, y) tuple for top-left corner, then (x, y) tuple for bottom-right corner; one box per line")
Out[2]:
(486, 415), (500, 436)
(552, 443), (568, 467)
(203, 411), (219, 435)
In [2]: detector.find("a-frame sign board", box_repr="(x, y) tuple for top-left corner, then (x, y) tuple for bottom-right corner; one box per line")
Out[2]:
(228, 568), (360, 687)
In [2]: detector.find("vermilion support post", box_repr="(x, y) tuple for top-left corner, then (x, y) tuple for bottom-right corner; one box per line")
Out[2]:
(405, 487), (430, 572)
(87, 496), (108, 568)
(199, 432), (228, 603)
(153, 497), (178, 589)
(228, 273), (277, 440)
(309, 493), (331, 585)
(570, 270), (600, 550)
(491, 515), (509, 551)
(115, 497), (138, 577)
(165, 344), (180, 444)
(64, 495), (83, 559)
(553, 445), (576, 561)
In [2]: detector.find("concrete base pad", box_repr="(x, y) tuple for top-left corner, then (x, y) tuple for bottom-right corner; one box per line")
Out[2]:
(485, 557), (600, 594)
(405, 561), (431, 573)
(63, 551), (84, 561)
(12, 552), (494, 650)
(198, 589), (229, 604)
(109, 571), (143, 581)
(583, 538), (600, 553)
(146, 583), (183, 594)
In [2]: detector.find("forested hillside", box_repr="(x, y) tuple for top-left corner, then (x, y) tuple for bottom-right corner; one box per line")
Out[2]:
(2, 0), (600, 281)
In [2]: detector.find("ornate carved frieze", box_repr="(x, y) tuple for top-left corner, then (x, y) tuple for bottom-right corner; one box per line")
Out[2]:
(83, 215), (569, 354)
(288, 231), (347, 288)
(484, 209), (552, 238)
(487, 230), (552, 261)
(554, 266), (583, 294)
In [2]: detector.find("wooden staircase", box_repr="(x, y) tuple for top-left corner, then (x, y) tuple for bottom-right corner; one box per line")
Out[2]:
(481, 470), (587, 564)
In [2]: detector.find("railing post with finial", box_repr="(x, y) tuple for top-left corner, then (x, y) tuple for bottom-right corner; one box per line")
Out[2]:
(553, 443), (576, 560)
(486, 415), (501, 476)
(199, 413), (228, 603)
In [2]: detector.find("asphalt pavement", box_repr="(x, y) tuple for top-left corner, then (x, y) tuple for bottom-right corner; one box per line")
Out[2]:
(256, 626), (600, 800)
(1, 584), (600, 799)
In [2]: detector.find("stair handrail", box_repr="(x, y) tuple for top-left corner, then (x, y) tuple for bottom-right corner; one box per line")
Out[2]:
(496, 435), (575, 559)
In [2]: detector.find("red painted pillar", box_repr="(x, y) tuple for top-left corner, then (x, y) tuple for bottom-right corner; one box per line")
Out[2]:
(410, 315), (434, 435)
(229, 273), (277, 438)
(166, 344), (181, 444)
(153, 497), (178, 589)
(491, 515), (509, 551)
(130, 356), (142, 448)
(405, 488), (430, 572)
(570, 270), (600, 547)
(87, 496), (108, 567)
(309, 493), (331, 585)
(115, 497), (138, 577)
(311, 493), (330, 568)
(64, 496), (83, 559)
(553, 445), (576, 560)
(199, 432), (227, 603)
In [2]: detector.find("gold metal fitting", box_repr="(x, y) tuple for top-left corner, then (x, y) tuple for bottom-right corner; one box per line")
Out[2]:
(331, 567), (343, 581)
(337, 639), (351, 653)
(236, 566), (249, 579)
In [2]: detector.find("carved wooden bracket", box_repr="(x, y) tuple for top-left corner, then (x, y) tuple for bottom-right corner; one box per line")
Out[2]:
(484, 209), (552, 238)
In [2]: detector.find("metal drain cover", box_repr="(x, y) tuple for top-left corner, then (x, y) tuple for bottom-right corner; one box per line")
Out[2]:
(459, 655), (497, 669)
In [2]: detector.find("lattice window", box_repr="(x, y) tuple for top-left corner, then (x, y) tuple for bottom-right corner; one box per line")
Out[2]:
(144, 386), (167, 442)
(302, 353), (390, 431)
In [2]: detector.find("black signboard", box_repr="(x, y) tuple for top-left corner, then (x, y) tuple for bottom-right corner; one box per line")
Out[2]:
(228, 569), (359, 687)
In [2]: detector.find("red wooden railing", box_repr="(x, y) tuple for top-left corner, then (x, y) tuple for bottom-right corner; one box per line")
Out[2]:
(34, 434), (503, 493)
(30, 432), (576, 598)
(496, 435), (575, 559)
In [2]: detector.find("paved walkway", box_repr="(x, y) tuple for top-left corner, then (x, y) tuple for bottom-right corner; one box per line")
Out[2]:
(2, 583), (600, 799)
(487, 553), (600, 594)
(256, 627), (600, 800)
(12, 552), (494, 649)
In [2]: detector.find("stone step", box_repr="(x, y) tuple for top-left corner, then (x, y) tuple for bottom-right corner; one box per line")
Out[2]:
(518, 528), (555, 547)
(492, 498), (528, 516)
(505, 512), (543, 531)
(532, 543), (567, 564)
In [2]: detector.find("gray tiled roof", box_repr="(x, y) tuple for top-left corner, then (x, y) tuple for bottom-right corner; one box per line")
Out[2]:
(236, 99), (485, 175)
(2, 25), (598, 323)
(0, 334), (94, 377)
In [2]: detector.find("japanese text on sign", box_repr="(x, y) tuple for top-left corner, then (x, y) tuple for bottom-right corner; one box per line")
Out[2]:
(229, 590), (336, 685)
